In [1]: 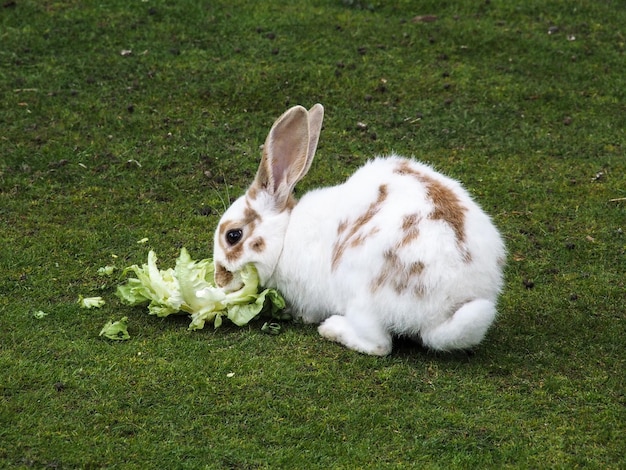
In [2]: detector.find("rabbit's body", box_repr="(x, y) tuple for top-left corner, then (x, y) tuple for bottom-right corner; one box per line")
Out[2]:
(213, 105), (505, 356)
(272, 156), (504, 354)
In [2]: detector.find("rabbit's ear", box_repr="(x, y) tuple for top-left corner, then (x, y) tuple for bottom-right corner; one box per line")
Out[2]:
(303, 103), (324, 176)
(253, 104), (324, 209)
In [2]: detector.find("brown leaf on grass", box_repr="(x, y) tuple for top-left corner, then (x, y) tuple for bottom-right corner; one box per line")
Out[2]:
(412, 15), (438, 23)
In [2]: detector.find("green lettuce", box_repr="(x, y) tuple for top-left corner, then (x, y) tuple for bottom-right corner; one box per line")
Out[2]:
(78, 295), (106, 309)
(116, 248), (287, 330)
(99, 317), (131, 341)
(97, 265), (116, 276)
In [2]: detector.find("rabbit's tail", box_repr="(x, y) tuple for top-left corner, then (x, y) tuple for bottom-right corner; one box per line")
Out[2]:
(421, 299), (497, 351)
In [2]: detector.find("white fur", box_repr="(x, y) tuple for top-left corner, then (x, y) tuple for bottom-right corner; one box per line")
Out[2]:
(213, 105), (505, 355)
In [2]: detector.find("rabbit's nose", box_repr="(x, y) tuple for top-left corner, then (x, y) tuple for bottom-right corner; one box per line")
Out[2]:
(215, 263), (234, 287)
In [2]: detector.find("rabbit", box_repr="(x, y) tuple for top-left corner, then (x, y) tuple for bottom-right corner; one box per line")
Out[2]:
(212, 104), (506, 356)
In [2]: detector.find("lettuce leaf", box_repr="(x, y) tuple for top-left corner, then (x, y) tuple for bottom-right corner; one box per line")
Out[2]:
(117, 248), (286, 330)
(99, 317), (130, 341)
(116, 250), (183, 317)
(97, 265), (116, 276)
(78, 295), (106, 309)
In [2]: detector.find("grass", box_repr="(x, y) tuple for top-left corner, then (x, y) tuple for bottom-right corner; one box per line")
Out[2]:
(1, 0), (625, 468)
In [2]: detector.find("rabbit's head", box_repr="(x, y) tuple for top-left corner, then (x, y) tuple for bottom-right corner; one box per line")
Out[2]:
(213, 104), (324, 291)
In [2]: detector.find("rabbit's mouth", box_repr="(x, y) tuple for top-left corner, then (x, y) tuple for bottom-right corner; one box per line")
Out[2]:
(215, 263), (244, 291)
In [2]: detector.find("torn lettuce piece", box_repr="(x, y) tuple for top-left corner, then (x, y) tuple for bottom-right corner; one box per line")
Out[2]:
(265, 289), (288, 319)
(97, 265), (116, 276)
(99, 317), (130, 341)
(117, 248), (286, 330)
(78, 295), (106, 309)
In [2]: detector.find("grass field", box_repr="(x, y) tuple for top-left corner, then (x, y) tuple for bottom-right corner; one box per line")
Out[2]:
(1, 0), (625, 468)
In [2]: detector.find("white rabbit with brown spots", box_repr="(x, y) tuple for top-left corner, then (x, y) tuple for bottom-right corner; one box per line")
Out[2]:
(213, 104), (506, 356)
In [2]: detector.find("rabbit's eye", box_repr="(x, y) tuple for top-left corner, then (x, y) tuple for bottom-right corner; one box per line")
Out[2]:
(226, 229), (243, 246)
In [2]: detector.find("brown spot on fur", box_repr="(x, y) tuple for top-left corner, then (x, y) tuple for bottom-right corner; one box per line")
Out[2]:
(394, 160), (471, 261)
(250, 237), (266, 253)
(402, 213), (418, 231)
(247, 185), (259, 200)
(337, 220), (348, 235)
(215, 263), (234, 287)
(331, 184), (388, 270)
(371, 249), (398, 290)
(371, 249), (425, 295)
(426, 177), (466, 244)
(401, 261), (426, 293)
(226, 243), (244, 263)
(244, 204), (261, 224)
(409, 260), (425, 276)
(331, 225), (381, 269)
(400, 213), (421, 247)
(350, 232), (370, 248)
(370, 211), (426, 295)
(377, 184), (388, 201)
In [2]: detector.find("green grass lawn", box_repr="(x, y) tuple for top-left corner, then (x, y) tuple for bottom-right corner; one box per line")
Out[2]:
(1, 0), (625, 468)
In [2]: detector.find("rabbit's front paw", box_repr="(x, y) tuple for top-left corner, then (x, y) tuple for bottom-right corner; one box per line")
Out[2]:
(318, 315), (391, 356)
